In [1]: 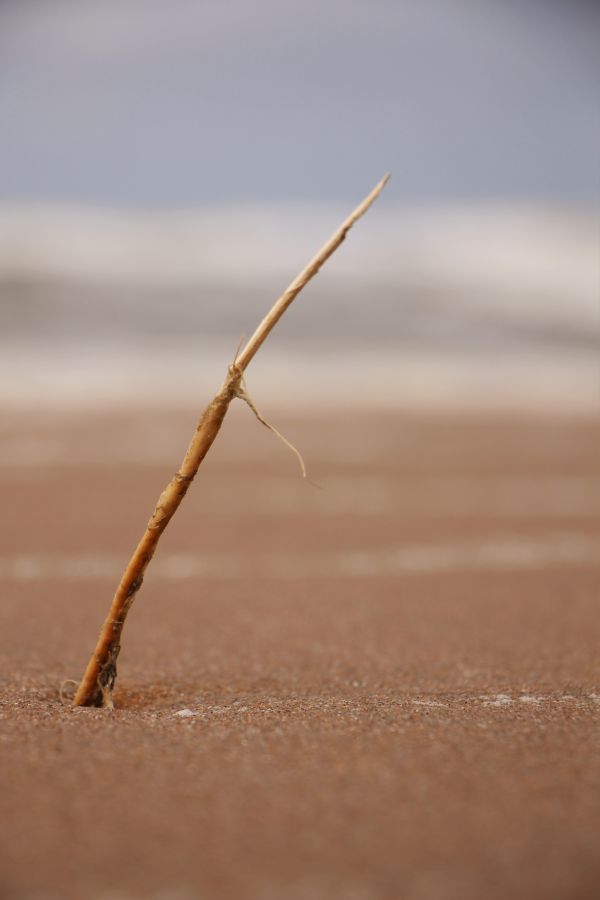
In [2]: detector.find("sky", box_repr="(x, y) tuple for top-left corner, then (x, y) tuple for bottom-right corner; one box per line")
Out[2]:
(0, 0), (598, 207)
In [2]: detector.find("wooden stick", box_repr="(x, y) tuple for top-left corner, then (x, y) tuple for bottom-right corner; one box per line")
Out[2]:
(73, 174), (390, 707)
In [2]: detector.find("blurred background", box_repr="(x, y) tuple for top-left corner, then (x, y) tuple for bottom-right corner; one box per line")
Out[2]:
(0, 0), (598, 412)
(2, 7), (600, 900)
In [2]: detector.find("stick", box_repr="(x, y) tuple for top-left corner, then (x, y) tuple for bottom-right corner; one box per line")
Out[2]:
(73, 174), (390, 707)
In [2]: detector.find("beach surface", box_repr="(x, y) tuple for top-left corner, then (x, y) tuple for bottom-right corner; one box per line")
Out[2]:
(1, 406), (599, 900)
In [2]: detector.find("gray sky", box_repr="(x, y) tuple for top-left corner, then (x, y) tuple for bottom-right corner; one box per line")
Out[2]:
(0, 0), (598, 207)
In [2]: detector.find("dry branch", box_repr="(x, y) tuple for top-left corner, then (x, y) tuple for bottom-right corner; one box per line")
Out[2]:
(73, 174), (390, 707)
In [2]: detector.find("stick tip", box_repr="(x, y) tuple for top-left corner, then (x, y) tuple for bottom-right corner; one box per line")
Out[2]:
(356, 173), (391, 218)
(366, 173), (391, 205)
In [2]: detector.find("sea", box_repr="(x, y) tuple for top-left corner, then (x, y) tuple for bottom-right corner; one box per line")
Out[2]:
(0, 203), (598, 413)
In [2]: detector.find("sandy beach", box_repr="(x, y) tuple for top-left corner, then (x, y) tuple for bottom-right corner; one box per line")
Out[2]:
(1, 407), (599, 900)
(2, 1), (599, 896)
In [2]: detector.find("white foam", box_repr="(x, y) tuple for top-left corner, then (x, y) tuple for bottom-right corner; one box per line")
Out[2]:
(483, 694), (513, 707)
(0, 341), (598, 413)
(0, 205), (597, 324)
(1, 533), (598, 583)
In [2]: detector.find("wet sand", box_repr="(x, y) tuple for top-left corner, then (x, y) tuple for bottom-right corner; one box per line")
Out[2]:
(1, 409), (599, 900)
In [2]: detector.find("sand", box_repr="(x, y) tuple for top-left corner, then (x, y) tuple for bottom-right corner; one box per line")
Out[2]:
(0, 408), (599, 900)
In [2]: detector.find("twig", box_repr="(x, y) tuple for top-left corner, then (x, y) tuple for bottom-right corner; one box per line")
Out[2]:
(73, 174), (390, 707)
(234, 376), (307, 478)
